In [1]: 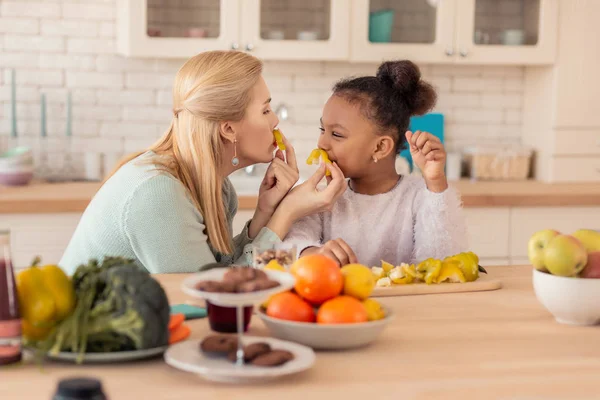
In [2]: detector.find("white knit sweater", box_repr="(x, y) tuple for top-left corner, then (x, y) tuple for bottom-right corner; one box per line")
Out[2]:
(283, 175), (468, 267)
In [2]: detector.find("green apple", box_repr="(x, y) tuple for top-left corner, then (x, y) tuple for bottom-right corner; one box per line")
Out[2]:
(543, 234), (588, 277)
(528, 229), (560, 271)
(572, 229), (600, 253)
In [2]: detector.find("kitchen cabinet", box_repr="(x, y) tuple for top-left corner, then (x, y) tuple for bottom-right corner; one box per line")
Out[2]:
(117, 0), (350, 61)
(350, 0), (558, 65)
(523, 1), (600, 182)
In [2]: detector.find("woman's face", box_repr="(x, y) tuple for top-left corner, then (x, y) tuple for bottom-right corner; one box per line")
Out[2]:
(232, 76), (280, 165)
(318, 95), (382, 179)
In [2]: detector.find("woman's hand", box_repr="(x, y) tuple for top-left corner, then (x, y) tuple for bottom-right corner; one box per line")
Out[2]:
(301, 238), (358, 267)
(405, 130), (448, 193)
(256, 134), (299, 214)
(265, 162), (347, 240)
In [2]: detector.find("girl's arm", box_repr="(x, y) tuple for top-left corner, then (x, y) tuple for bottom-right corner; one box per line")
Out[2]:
(412, 182), (469, 264)
(283, 212), (324, 256)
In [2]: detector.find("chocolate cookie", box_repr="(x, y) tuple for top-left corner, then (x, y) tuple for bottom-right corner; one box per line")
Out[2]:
(236, 279), (280, 293)
(199, 335), (239, 354)
(227, 342), (271, 362)
(251, 350), (295, 367)
(195, 280), (223, 292)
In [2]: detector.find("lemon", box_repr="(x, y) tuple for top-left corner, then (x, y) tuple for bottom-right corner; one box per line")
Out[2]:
(363, 298), (386, 321)
(341, 264), (376, 300)
(264, 259), (285, 272)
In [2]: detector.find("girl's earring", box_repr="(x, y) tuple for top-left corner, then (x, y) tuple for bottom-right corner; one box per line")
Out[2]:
(231, 139), (240, 166)
(372, 156), (378, 163)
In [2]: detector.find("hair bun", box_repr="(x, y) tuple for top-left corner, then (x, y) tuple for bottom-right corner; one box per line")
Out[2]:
(376, 60), (437, 116)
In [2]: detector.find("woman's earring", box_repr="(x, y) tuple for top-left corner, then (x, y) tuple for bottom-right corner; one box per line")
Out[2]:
(231, 139), (240, 166)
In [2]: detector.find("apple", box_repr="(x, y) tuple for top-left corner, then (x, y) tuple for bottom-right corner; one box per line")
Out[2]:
(572, 229), (600, 253)
(527, 229), (560, 271)
(543, 234), (588, 277)
(580, 251), (600, 279)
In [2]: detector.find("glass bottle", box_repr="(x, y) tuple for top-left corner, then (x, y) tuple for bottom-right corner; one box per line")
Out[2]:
(0, 230), (22, 366)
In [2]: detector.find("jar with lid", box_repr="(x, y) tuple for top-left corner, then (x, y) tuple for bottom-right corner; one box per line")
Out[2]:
(53, 377), (108, 400)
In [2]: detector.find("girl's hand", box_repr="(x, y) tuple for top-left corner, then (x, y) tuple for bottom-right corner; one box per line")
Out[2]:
(405, 130), (448, 193)
(257, 134), (299, 214)
(301, 238), (358, 267)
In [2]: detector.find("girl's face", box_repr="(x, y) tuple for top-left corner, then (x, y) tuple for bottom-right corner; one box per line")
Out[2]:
(231, 76), (280, 166)
(318, 95), (389, 178)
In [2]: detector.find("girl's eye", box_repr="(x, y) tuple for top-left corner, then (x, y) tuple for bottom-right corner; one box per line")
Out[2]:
(332, 132), (343, 138)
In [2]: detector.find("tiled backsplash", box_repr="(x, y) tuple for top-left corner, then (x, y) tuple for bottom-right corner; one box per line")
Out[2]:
(0, 0), (524, 178)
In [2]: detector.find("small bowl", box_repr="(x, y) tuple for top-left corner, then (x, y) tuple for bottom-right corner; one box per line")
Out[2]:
(257, 307), (394, 350)
(0, 169), (34, 186)
(0, 146), (33, 168)
(533, 269), (600, 326)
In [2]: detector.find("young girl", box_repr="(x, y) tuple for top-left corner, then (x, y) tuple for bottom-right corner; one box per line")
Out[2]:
(284, 60), (468, 267)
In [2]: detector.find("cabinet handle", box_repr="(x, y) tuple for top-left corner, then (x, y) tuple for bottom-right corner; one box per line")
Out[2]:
(445, 48), (454, 56)
(460, 49), (468, 57)
(231, 42), (239, 50)
(245, 43), (255, 51)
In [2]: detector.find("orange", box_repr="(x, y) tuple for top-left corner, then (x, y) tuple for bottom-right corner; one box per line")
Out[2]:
(316, 296), (368, 324)
(292, 254), (343, 305)
(266, 292), (316, 323)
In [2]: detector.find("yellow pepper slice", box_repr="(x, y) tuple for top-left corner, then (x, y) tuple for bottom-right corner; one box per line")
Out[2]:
(273, 128), (286, 151)
(389, 265), (414, 284)
(306, 148), (332, 176)
(437, 259), (466, 283)
(402, 263), (423, 281)
(416, 258), (442, 285)
(381, 260), (394, 274)
(16, 257), (76, 341)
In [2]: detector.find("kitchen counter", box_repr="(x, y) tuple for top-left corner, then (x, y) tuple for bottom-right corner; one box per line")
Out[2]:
(2, 180), (600, 214)
(4, 265), (599, 399)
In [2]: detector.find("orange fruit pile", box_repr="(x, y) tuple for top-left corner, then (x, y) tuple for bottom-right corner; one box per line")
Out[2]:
(265, 255), (384, 324)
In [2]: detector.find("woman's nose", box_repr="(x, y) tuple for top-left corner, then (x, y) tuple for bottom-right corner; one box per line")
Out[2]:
(272, 114), (280, 129)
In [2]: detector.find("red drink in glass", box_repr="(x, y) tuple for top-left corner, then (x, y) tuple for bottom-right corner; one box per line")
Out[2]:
(206, 301), (253, 333)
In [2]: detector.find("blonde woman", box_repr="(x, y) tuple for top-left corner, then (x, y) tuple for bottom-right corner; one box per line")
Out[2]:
(60, 51), (347, 274)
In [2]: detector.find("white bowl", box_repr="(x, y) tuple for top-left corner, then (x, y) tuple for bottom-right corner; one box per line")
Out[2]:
(0, 146), (33, 168)
(532, 269), (600, 326)
(257, 307), (394, 350)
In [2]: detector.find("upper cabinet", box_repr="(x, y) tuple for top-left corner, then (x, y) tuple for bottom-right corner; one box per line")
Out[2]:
(350, 0), (558, 65)
(117, 0), (557, 65)
(117, 0), (350, 60)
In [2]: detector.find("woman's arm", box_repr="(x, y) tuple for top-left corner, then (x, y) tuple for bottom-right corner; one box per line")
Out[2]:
(412, 182), (469, 264)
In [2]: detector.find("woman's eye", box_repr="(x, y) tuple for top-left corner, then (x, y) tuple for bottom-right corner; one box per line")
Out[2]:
(263, 109), (271, 115)
(319, 127), (325, 134)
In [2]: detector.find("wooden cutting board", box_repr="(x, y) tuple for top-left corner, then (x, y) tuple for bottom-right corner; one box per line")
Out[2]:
(371, 273), (502, 297)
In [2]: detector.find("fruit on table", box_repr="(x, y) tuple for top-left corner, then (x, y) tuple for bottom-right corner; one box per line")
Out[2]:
(292, 254), (343, 305)
(362, 298), (386, 321)
(266, 292), (316, 323)
(581, 251), (600, 279)
(16, 257), (76, 341)
(273, 128), (286, 151)
(340, 264), (375, 300)
(316, 295), (368, 324)
(572, 229), (600, 253)
(543, 234), (588, 277)
(306, 148), (332, 176)
(527, 229), (560, 272)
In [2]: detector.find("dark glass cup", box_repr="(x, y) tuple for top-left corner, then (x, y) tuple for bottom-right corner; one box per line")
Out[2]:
(206, 301), (253, 333)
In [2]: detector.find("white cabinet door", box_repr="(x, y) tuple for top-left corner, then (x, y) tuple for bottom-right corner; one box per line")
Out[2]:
(454, 0), (558, 65)
(350, 0), (456, 63)
(241, 0), (350, 61)
(464, 208), (511, 258)
(117, 0), (240, 58)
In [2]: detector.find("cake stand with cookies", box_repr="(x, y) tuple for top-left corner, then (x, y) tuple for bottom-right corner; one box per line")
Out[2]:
(164, 266), (316, 383)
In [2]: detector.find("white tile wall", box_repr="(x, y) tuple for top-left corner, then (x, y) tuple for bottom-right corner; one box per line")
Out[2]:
(0, 0), (525, 178)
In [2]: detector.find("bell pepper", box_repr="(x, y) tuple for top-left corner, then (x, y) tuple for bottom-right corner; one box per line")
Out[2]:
(273, 128), (286, 151)
(306, 148), (332, 176)
(436, 259), (466, 283)
(16, 257), (76, 341)
(381, 260), (394, 274)
(371, 266), (385, 280)
(402, 263), (424, 281)
(388, 265), (414, 285)
(444, 251), (482, 282)
(416, 258), (442, 285)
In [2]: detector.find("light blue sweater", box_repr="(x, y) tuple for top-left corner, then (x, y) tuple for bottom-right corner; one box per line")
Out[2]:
(59, 152), (281, 274)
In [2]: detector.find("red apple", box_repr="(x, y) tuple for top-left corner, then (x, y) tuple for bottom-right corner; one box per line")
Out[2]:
(580, 251), (600, 279)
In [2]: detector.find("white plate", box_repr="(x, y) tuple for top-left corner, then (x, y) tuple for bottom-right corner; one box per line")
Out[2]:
(29, 346), (168, 364)
(181, 268), (295, 307)
(164, 336), (315, 384)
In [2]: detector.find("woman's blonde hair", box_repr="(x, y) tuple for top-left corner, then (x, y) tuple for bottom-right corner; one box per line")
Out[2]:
(108, 51), (263, 254)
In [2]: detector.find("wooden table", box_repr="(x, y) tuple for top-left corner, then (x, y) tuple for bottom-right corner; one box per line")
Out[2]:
(3, 266), (600, 400)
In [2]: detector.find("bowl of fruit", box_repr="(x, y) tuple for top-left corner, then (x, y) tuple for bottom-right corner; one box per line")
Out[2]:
(257, 255), (393, 350)
(529, 229), (600, 326)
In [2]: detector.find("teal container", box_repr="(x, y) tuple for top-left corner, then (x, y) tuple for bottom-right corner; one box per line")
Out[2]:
(369, 9), (394, 43)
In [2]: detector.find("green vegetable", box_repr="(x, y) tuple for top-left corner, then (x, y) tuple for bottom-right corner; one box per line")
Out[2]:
(34, 257), (170, 363)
